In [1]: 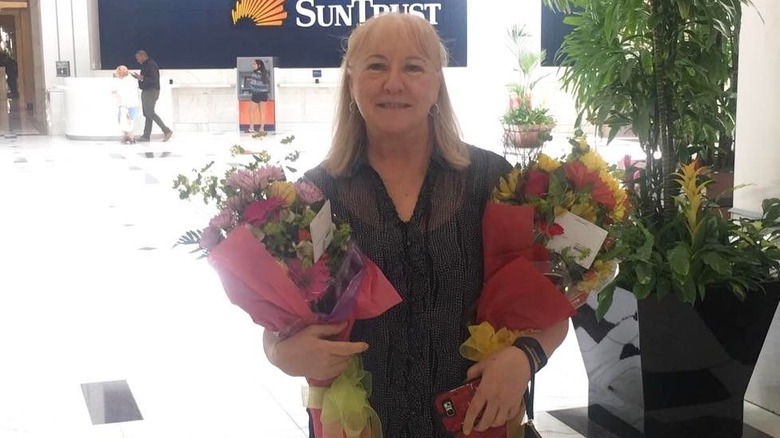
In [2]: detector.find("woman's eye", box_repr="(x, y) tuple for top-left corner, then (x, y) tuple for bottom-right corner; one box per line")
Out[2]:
(367, 63), (386, 71)
(405, 64), (424, 73)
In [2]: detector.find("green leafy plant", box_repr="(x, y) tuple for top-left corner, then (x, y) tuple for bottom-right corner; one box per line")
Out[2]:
(598, 161), (780, 318)
(541, 0), (775, 314)
(502, 24), (556, 131)
(501, 106), (555, 127)
(544, 0), (747, 216)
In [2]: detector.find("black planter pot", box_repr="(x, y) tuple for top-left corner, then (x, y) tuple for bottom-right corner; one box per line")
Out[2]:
(572, 281), (780, 438)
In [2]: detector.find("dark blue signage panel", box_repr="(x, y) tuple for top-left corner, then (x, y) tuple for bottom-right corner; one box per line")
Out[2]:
(98, 0), (468, 69)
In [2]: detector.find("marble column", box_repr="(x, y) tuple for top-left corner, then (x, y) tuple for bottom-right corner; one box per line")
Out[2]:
(734, 0), (780, 415)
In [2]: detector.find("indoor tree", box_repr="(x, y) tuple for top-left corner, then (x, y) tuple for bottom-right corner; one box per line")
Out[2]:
(543, 0), (746, 220)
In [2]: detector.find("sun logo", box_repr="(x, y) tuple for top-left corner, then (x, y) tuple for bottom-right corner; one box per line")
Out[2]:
(231, 0), (288, 27)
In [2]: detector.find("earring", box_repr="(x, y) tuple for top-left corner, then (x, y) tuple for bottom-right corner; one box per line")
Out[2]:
(349, 100), (358, 114)
(428, 103), (440, 116)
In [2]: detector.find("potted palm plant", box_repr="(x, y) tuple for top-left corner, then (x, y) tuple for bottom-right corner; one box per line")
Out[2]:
(501, 25), (555, 151)
(542, 0), (780, 436)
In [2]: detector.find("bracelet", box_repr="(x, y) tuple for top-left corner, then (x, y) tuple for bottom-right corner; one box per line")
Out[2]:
(513, 336), (548, 373)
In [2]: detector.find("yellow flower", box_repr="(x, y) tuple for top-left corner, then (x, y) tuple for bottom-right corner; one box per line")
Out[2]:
(563, 191), (577, 209)
(537, 153), (560, 172)
(674, 162), (709, 233)
(571, 202), (598, 223)
(611, 204), (627, 221)
(492, 168), (521, 202)
(576, 137), (590, 152)
(269, 181), (297, 206)
(580, 151), (608, 172)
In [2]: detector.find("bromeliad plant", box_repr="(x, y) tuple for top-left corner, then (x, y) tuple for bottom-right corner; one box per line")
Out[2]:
(541, 0), (780, 315)
(607, 160), (780, 318)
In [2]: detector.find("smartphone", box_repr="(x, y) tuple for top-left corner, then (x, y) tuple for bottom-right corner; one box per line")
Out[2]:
(433, 379), (506, 438)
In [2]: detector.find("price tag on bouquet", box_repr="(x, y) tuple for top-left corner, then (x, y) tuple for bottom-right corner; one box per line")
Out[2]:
(546, 211), (608, 269)
(310, 200), (335, 263)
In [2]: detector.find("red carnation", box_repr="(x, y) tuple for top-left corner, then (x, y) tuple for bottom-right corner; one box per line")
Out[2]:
(591, 178), (617, 210)
(524, 170), (550, 197)
(298, 228), (312, 242)
(538, 220), (565, 239)
(563, 161), (596, 190)
(244, 197), (286, 226)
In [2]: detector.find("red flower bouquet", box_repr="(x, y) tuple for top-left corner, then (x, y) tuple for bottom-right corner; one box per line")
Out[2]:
(174, 152), (401, 438)
(489, 135), (630, 308)
(457, 135), (631, 436)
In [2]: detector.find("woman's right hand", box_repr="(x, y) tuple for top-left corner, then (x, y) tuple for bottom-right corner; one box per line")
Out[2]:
(264, 322), (368, 380)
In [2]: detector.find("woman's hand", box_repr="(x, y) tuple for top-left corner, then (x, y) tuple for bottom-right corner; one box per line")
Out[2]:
(264, 322), (368, 380)
(461, 346), (531, 435)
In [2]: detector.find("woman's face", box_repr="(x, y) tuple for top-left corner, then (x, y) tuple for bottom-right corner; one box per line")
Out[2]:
(349, 34), (441, 139)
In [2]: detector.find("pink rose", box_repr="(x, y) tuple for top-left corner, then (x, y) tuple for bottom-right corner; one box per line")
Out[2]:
(244, 197), (286, 226)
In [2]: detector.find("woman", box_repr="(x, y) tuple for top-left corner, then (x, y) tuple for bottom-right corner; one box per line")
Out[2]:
(248, 59), (270, 133)
(263, 13), (570, 437)
(113, 65), (140, 144)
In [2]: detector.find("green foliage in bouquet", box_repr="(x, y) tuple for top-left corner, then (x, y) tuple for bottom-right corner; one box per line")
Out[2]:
(171, 148), (352, 280)
(492, 134), (630, 309)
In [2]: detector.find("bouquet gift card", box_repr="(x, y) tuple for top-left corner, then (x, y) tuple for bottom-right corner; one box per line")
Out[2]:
(546, 211), (608, 269)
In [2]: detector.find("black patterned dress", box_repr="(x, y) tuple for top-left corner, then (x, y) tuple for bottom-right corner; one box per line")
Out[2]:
(305, 145), (511, 437)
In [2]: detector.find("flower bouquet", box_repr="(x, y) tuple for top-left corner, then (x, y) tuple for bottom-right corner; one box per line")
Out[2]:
(456, 135), (630, 436)
(489, 134), (629, 308)
(174, 151), (401, 438)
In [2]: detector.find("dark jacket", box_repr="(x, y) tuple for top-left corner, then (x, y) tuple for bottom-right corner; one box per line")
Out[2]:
(138, 58), (161, 90)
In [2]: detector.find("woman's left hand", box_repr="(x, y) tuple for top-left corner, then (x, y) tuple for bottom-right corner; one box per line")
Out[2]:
(461, 346), (531, 435)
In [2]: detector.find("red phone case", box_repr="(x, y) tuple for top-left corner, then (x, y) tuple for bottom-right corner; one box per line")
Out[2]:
(433, 380), (507, 438)
(434, 379), (480, 434)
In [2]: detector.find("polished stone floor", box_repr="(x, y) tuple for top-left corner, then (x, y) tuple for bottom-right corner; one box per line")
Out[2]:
(0, 130), (778, 437)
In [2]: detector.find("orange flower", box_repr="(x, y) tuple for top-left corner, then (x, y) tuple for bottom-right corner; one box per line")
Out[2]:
(564, 161), (596, 190)
(591, 178), (617, 210)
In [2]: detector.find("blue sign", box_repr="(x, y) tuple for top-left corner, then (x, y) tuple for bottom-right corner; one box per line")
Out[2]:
(98, 0), (468, 69)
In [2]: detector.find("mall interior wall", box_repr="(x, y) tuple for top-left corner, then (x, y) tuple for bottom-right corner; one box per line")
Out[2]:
(33, 0), (577, 149)
(736, 0), (780, 415)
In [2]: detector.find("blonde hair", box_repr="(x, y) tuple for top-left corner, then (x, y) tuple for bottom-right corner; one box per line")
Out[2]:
(323, 13), (470, 176)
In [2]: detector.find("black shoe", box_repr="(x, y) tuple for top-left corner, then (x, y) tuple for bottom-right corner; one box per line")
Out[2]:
(136, 137), (150, 142)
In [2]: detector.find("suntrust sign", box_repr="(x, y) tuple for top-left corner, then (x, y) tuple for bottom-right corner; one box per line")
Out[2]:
(295, 0), (443, 27)
(98, 0), (467, 69)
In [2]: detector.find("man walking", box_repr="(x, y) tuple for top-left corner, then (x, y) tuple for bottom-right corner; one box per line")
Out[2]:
(0, 51), (19, 99)
(131, 50), (172, 142)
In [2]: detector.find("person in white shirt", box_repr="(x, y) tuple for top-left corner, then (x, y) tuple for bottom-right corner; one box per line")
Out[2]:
(113, 65), (140, 144)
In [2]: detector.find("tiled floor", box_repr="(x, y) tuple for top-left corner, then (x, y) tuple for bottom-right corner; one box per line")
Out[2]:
(0, 129), (778, 437)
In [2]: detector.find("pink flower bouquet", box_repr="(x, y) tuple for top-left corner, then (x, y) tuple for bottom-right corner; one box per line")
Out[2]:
(174, 153), (401, 438)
